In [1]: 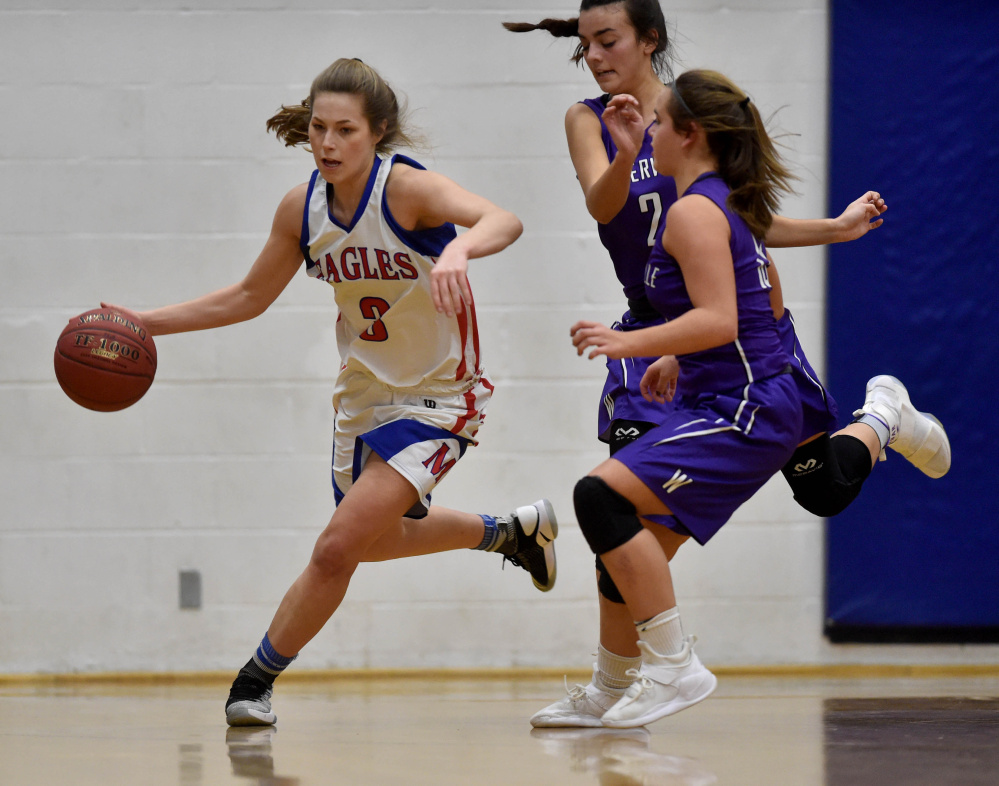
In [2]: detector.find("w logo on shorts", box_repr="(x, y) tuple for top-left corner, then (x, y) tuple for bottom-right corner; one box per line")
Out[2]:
(603, 393), (615, 420)
(662, 468), (693, 494)
(422, 444), (457, 480)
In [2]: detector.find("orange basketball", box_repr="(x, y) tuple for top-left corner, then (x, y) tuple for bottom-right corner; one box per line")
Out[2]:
(54, 308), (157, 412)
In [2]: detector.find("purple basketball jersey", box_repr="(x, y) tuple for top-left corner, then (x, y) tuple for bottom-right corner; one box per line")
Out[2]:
(644, 173), (788, 395)
(582, 95), (678, 440)
(581, 96), (678, 300)
(612, 173), (802, 543)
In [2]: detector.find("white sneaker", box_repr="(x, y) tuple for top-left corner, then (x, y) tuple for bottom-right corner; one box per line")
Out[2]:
(530, 668), (623, 728)
(853, 375), (951, 478)
(601, 637), (717, 729)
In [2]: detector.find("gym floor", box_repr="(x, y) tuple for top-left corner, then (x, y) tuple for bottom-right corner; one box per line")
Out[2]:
(1, 671), (997, 785)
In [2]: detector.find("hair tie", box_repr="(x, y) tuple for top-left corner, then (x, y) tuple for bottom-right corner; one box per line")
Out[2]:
(739, 96), (751, 109)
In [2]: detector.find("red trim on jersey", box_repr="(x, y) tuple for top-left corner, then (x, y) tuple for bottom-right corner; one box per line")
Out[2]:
(450, 388), (478, 436)
(454, 308), (469, 381)
(453, 282), (483, 381)
(467, 286), (482, 375)
(467, 376), (493, 440)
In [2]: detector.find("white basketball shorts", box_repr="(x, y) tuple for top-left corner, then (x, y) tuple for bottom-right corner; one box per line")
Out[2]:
(330, 369), (492, 516)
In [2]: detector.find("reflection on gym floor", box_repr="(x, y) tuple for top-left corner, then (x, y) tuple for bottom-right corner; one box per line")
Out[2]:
(530, 726), (719, 785)
(225, 727), (300, 786)
(823, 697), (999, 786)
(1, 674), (997, 785)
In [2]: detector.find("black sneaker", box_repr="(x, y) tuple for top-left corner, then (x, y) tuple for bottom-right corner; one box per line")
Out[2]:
(225, 670), (276, 727)
(501, 499), (558, 592)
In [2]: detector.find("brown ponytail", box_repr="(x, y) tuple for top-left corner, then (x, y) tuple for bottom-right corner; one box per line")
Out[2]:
(668, 70), (797, 239)
(502, 18), (580, 38)
(266, 99), (312, 148)
(505, 0), (672, 80)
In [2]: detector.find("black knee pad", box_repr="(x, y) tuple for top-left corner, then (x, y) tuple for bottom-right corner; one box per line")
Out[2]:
(782, 434), (873, 517)
(595, 556), (626, 604)
(574, 476), (643, 555)
(609, 419), (656, 456)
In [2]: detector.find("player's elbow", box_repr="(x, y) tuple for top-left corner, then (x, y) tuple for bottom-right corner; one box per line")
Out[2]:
(724, 316), (739, 341)
(505, 211), (524, 243)
(585, 193), (625, 225)
(712, 314), (739, 346)
(588, 202), (618, 225)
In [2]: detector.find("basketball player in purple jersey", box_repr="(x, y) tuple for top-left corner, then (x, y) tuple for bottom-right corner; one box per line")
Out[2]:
(507, 1), (950, 728)
(557, 69), (807, 727)
(510, 2), (882, 461)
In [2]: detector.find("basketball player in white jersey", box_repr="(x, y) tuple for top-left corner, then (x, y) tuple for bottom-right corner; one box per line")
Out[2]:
(106, 58), (557, 726)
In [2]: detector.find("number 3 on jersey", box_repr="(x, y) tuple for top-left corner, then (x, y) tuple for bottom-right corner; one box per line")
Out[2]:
(359, 296), (390, 342)
(638, 192), (663, 246)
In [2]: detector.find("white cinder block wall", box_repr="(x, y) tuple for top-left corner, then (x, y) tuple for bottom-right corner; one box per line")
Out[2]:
(2, 0), (992, 674)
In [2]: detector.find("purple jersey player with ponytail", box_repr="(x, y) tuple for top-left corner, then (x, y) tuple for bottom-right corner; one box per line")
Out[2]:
(576, 93), (678, 447)
(508, 2), (888, 462)
(507, 0), (951, 730)
(556, 68), (806, 729)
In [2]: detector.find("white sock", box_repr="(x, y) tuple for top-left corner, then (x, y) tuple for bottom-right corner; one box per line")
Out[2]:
(854, 413), (891, 451)
(595, 644), (641, 692)
(636, 607), (685, 658)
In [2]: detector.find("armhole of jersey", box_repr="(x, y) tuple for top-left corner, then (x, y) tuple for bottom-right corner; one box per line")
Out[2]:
(382, 153), (457, 257)
(579, 94), (610, 117)
(300, 169), (321, 270)
(578, 96), (615, 163)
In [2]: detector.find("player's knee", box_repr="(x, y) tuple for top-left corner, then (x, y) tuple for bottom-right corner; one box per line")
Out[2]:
(574, 476), (643, 556)
(787, 479), (854, 518)
(782, 454), (852, 517)
(783, 434), (873, 518)
(310, 528), (362, 579)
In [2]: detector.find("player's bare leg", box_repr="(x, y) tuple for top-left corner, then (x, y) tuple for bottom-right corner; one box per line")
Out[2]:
(226, 455), (419, 726)
(363, 501), (558, 592)
(268, 457), (419, 654)
(362, 508), (487, 559)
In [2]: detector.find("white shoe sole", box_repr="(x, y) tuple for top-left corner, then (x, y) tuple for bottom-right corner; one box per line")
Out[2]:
(601, 671), (718, 729)
(226, 705), (277, 727)
(530, 713), (605, 728)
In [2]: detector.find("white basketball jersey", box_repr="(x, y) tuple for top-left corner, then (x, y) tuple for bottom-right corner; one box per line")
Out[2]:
(301, 153), (487, 395)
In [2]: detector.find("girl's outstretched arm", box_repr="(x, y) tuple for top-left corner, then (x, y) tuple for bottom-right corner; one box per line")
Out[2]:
(105, 185), (308, 336)
(766, 190), (886, 248)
